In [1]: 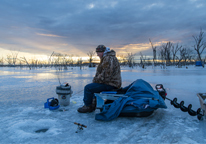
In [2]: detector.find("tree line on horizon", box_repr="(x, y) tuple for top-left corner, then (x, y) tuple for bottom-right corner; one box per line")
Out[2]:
(0, 29), (206, 69)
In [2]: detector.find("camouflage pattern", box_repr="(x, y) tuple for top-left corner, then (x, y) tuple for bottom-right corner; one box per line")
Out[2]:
(93, 50), (122, 88)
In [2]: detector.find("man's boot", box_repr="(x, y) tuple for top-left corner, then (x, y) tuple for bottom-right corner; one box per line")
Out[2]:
(91, 98), (96, 111)
(77, 105), (94, 113)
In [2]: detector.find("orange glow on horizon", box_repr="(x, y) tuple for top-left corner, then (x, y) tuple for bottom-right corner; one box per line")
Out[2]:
(0, 40), (174, 64)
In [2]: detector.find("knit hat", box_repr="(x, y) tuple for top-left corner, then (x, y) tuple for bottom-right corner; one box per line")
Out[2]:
(96, 45), (106, 52)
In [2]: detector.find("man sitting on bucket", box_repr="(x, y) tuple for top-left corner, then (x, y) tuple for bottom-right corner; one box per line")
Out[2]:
(77, 45), (122, 113)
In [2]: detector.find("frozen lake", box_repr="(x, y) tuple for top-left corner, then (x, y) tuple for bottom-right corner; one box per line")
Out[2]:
(0, 66), (206, 143)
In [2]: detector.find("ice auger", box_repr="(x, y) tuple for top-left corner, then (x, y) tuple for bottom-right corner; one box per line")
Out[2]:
(155, 84), (204, 120)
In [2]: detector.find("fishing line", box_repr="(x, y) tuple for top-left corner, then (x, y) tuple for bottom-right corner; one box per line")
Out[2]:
(55, 68), (87, 132)
(72, 89), (84, 97)
(55, 69), (62, 85)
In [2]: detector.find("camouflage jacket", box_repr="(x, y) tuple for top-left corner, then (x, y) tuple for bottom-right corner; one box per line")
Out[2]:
(93, 50), (122, 88)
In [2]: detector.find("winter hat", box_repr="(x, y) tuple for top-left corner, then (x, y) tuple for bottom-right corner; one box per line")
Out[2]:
(96, 45), (106, 52)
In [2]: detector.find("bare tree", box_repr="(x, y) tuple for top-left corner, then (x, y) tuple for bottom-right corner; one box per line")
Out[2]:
(193, 28), (206, 67)
(117, 54), (127, 66)
(165, 42), (172, 65)
(37, 59), (47, 67)
(158, 47), (165, 62)
(149, 39), (157, 65)
(61, 54), (69, 70)
(139, 52), (147, 68)
(171, 43), (182, 65)
(30, 58), (38, 68)
(5, 54), (12, 65)
(10, 50), (19, 65)
(64, 55), (74, 66)
(77, 57), (83, 69)
(67, 54), (74, 66)
(126, 52), (135, 68)
(185, 48), (194, 64)
(176, 47), (193, 66)
(54, 53), (63, 65)
(116, 54), (123, 64)
(146, 58), (152, 65)
(87, 51), (95, 67)
(158, 41), (173, 66)
(51, 53), (64, 70)
(20, 57), (31, 69)
(48, 51), (54, 65)
(176, 48), (185, 67)
(0, 57), (4, 65)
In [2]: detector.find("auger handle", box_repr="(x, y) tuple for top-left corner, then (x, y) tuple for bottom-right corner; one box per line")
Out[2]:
(155, 84), (164, 90)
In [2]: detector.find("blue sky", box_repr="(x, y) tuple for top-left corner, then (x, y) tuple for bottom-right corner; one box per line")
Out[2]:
(0, 0), (206, 58)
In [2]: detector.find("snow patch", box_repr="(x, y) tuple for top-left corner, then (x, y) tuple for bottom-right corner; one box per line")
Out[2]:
(1, 66), (206, 143)
(7, 119), (60, 141)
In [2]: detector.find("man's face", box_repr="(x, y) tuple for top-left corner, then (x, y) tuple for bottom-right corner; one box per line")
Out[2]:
(97, 52), (104, 58)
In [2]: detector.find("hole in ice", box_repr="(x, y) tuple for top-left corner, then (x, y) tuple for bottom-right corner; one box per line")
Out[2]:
(58, 108), (68, 112)
(35, 128), (49, 133)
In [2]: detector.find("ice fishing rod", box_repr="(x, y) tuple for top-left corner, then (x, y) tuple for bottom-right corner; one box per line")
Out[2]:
(155, 84), (204, 120)
(74, 122), (87, 133)
(55, 72), (87, 133)
(45, 99), (87, 133)
(35, 121), (87, 133)
(62, 119), (87, 133)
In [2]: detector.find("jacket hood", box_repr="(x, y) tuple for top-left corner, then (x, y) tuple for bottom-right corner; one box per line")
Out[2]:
(103, 49), (116, 57)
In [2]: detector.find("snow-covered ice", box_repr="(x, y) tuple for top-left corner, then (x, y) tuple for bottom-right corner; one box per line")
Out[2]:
(0, 66), (206, 144)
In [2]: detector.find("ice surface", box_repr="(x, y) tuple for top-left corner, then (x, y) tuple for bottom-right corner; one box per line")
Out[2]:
(0, 66), (206, 143)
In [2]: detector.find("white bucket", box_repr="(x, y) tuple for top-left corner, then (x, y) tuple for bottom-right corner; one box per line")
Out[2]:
(58, 94), (71, 106)
(56, 84), (72, 106)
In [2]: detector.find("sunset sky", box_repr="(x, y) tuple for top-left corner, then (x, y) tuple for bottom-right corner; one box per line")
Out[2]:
(0, 0), (206, 60)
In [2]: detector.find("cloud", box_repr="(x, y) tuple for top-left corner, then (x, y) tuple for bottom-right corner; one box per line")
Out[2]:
(142, 3), (164, 10)
(0, 0), (206, 58)
(36, 33), (66, 38)
(87, 3), (95, 9)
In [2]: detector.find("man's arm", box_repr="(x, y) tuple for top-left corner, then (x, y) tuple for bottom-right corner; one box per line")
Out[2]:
(93, 56), (113, 83)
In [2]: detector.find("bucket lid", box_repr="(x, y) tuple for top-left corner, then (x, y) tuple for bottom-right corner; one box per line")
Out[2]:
(56, 85), (71, 90)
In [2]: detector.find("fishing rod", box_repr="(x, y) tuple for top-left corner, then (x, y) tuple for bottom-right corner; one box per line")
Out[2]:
(55, 68), (62, 85)
(74, 122), (87, 133)
(155, 84), (204, 120)
(35, 119), (87, 133)
(45, 97), (87, 133)
(63, 119), (87, 133)
(53, 69), (87, 133)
